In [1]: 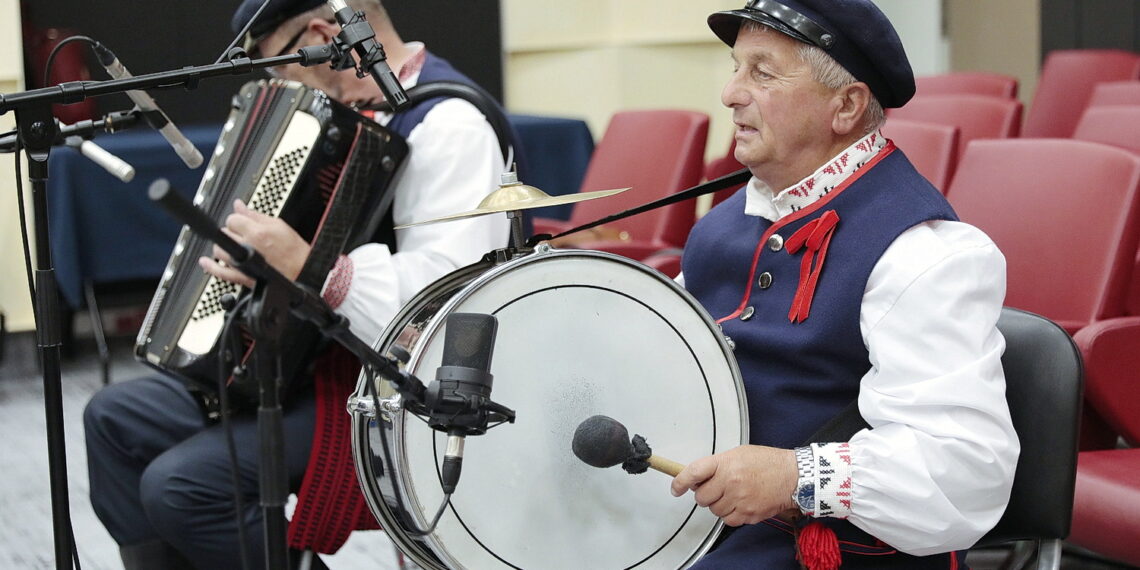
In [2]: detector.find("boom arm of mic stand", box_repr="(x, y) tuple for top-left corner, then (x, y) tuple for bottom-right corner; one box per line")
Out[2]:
(146, 179), (431, 413)
(0, 109), (142, 153)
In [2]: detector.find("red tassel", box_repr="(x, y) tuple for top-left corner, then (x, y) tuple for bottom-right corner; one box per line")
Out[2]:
(797, 520), (842, 570)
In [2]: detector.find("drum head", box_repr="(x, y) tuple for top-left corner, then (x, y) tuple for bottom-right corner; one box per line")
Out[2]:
(354, 249), (746, 569)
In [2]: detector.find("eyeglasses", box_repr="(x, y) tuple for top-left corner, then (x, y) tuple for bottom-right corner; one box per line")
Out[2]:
(744, 0), (835, 49)
(252, 26), (309, 77)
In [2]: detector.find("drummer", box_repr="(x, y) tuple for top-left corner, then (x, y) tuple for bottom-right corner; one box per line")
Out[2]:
(669, 1), (1018, 568)
(82, 0), (513, 568)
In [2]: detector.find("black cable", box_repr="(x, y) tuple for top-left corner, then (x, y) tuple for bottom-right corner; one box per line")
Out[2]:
(70, 525), (83, 570)
(363, 366), (449, 538)
(43, 35), (100, 88)
(216, 0), (274, 64)
(13, 138), (37, 326)
(218, 294), (253, 570)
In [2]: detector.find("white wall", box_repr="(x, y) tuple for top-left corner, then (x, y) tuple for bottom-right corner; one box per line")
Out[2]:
(875, 0), (949, 77)
(0, 0), (31, 332)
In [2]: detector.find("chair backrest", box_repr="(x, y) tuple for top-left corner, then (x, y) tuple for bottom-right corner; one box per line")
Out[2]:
(881, 118), (960, 192)
(1086, 80), (1140, 109)
(887, 94), (1022, 159)
(1023, 49), (1140, 138)
(976, 308), (1083, 548)
(1075, 106), (1140, 319)
(1073, 105), (1140, 155)
(946, 139), (1140, 333)
(564, 109), (709, 248)
(915, 71), (1019, 99)
(704, 138), (745, 209)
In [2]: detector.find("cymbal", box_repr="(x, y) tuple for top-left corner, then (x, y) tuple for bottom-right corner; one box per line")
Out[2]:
(395, 180), (629, 229)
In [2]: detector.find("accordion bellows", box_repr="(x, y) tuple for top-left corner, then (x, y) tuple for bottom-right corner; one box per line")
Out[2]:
(136, 79), (408, 405)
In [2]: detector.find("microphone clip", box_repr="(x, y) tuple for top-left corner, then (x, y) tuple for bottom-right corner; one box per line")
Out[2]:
(332, 10), (387, 76)
(424, 369), (516, 437)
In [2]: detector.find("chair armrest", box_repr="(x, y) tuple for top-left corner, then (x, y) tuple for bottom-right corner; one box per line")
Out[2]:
(1072, 317), (1140, 444)
(641, 251), (683, 279)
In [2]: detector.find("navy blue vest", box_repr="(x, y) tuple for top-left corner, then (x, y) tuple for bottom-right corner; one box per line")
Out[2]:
(684, 147), (967, 569)
(373, 51), (519, 248)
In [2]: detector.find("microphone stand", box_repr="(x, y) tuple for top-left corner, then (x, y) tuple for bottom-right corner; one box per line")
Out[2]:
(0, 45), (358, 570)
(147, 180), (434, 567)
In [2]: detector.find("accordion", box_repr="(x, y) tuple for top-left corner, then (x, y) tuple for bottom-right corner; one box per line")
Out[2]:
(135, 79), (408, 408)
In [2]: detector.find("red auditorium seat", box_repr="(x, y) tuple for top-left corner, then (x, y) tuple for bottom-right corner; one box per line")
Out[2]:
(881, 118), (960, 191)
(1073, 105), (1140, 155)
(946, 139), (1140, 335)
(887, 94), (1022, 160)
(1022, 50), (1140, 138)
(914, 71), (1019, 99)
(1068, 317), (1140, 566)
(1086, 80), (1140, 109)
(532, 109), (709, 261)
(1068, 449), (1140, 568)
(1072, 107), (1140, 318)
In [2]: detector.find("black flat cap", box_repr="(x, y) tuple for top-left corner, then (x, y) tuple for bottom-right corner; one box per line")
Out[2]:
(708, 0), (915, 108)
(231, 0), (325, 40)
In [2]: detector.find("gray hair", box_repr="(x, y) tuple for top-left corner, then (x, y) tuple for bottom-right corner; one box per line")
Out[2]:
(740, 21), (885, 133)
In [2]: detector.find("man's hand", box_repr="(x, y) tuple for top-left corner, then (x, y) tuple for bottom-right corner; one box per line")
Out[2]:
(198, 199), (312, 287)
(670, 445), (799, 526)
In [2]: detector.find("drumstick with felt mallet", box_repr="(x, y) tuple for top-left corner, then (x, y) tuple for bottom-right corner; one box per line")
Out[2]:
(572, 414), (686, 476)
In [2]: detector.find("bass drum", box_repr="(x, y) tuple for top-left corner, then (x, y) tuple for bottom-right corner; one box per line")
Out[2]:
(350, 246), (747, 569)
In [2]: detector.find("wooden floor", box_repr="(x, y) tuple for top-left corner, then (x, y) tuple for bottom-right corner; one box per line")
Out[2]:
(1, 325), (1135, 570)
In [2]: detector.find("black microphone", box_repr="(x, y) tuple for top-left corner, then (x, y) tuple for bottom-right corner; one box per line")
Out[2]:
(426, 312), (499, 494)
(325, 0), (409, 110)
(91, 43), (204, 169)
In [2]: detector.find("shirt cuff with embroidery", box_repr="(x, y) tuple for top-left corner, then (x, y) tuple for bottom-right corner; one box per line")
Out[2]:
(812, 441), (854, 519)
(321, 254), (354, 310)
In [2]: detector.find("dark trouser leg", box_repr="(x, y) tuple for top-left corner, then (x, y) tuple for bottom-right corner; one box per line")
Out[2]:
(84, 374), (317, 569)
(84, 375), (207, 545)
(138, 387), (316, 569)
(119, 539), (195, 570)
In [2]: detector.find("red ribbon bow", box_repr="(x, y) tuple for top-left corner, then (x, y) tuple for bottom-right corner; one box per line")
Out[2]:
(784, 209), (840, 323)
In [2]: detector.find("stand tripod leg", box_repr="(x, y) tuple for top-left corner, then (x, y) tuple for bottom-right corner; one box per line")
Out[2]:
(83, 279), (112, 385)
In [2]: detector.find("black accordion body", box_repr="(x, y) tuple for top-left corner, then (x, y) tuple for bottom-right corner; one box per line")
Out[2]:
(135, 79), (408, 408)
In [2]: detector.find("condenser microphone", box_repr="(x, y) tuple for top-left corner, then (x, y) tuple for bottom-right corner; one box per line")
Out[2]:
(91, 43), (204, 169)
(428, 312), (499, 494)
(65, 137), (135, 182)
(326, 0), (409, 110)
(572, 415), (686, 477)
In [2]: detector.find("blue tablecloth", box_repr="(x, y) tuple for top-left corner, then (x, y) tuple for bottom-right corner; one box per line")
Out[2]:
(508, 113), (594, 220)
(45, 115), (594, 310)
(47, 124), (222, 308)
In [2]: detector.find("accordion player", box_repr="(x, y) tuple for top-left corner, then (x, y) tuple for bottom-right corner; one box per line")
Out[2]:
(135, 78), (409, 410)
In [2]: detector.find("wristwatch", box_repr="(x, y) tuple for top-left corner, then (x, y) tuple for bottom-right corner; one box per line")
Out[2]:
(792, 445), (815, 516)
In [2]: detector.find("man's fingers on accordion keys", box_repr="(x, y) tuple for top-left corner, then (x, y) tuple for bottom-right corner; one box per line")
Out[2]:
(233, 198), (271, 221)
(198, 255), (255, 288)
